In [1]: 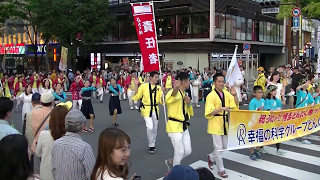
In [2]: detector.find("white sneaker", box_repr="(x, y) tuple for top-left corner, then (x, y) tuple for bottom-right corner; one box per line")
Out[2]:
(135, 106), (139, 110)
(130, 107), (133, 110)
(302, 139), (312, 144)
(196, 104), (200, 108)
(277, 149), (286, 155)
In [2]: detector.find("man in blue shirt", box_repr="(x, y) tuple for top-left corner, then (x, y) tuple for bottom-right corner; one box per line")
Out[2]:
(0, 97), (20, 140)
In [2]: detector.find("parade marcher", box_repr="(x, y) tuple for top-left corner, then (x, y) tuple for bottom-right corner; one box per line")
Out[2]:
(53, 83), (67, 105)
(254, 67), (266, 92)
(295, 79), (315, 144)
(70, 76), (84, 110)
(126, 70), (139, 110)
(132, 71), (163, 154)
(91, 128), (135, 180)
(264, 85), (286, 155)
(202, 75), (213, 102)
(39, 78), (53, 95)
(205, 73), (238, 178)
(165, 72), (194, 170)
(80, 80), (98, 133)
(1, 74), (11, 98)
(108, 77), (123, 127)
(14, 75), (26, 110)
(96, 73), (106, 103)
(191, 72), (202, 108)
(90, 71), (98, 98)
(17, 84), (33, 124)
(30, 71), (39, 93)
(117, 73), (127, 100)
(163, 70), (174, 92)
(313, 82), (320, 104)
(248, 85), (264, 160)
(267, 71), (286, 102)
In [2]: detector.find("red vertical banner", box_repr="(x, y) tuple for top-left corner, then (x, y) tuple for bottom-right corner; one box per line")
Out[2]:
(131, 2), (160, 73)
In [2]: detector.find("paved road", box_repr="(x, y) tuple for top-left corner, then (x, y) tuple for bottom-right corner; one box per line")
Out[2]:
(11, 94), (320, 180)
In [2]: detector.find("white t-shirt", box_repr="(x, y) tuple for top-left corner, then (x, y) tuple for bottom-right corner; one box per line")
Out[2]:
(95, 169), (123, 180)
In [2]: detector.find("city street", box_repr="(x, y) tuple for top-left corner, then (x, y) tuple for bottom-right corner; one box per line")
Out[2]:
(11, 93), (320, 180)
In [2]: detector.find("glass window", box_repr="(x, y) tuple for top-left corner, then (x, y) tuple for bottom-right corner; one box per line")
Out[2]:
(215, 13), (226, 39)
(109, 0), (118, 5)
(177, 14), (192, 39)
(264, 22), (267, 42)
(266, 22), (272, 43)
(247, 19), (252, 41)
(240, 17), (246, 40)
(231, 15), (237, 39)
(236, 16), (241, 40)
(259, 21), (263, 42)
(192, 13), (209, 38)
(119, 19), (137, 41)
(279, 25), (283, 43)
(225, 14), (232, 39)
(157, 16), (176, 39)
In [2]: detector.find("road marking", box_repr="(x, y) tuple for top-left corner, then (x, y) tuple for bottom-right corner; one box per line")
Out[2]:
(305, 135), (320, 142)
(281, 140), (320, 152)
(223, 151), (320, 180)
(263, 146), (320, 166)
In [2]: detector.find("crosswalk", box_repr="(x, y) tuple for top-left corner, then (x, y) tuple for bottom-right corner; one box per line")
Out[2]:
(158, 135), (320, 180)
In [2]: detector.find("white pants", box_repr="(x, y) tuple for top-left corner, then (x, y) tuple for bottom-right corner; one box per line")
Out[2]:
(168, 129), (192, 166)
(97, 87), (104, 101)
(144, 111), (158, 147)
(191, 86), (199, 104)
(119, 91), (126, 100)
(209, 135), (228, 172)
(73, 99), (82, 110)
(127, 90), (137, 107)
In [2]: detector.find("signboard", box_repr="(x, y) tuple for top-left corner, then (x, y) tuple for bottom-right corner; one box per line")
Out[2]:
(0, 43), (25, 55)
(293, 17), (300, 27)
(292, 7), (301, 17)
(243, 43), (250, 54)
(291, 27), (300, 31)
(261, 8), (279, 14)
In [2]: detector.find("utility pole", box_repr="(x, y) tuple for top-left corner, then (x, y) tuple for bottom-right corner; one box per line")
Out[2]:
(295, 0), (301, 66)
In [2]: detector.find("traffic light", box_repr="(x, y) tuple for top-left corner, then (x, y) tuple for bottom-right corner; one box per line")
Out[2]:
(259, 1), (280, 8)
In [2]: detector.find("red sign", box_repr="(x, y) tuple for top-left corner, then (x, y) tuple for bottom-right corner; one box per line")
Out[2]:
(292, 7), (301, 17)
(0, 43), (25, 55)
(131, 2), (160, 72)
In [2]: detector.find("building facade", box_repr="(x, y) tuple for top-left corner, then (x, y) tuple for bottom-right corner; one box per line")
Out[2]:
(92, 0), (286, 80)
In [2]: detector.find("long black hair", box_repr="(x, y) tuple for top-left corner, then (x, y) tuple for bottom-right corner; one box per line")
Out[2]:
(0, 134), (32, 180)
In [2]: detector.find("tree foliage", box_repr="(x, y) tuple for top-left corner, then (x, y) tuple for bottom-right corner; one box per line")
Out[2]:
(277, 0), (320, 20)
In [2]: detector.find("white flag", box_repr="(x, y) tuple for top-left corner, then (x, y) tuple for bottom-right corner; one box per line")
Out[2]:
(226, 46), (243, 86)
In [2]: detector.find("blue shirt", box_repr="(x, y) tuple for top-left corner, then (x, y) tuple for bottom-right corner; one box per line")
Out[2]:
(0, 120), (20, 140)
(313, 93), (320, 105)
(264, 98), (282, 110)
(295, 90), (314, 108)
(249, 98), (265, 111)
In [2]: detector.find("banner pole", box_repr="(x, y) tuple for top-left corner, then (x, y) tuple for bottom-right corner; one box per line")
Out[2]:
(151, 1), (168, 124)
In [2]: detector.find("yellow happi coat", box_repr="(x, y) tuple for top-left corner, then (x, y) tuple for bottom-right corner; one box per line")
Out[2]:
(165, 89), (194, 133)
(132, 83), (163, 118)
(205, 89), (238, 135)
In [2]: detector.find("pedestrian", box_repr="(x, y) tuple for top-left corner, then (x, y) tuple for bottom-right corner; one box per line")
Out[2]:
(24, 92), (41, 147)
(17, 84), (33, 124)
(52, 109), (95, 180)
(165, 72), (194, 170)
(132, 71), (163, 154)
(312, 82), (320, 104)
(163, 165), (199, 180)
(248, 85), (264, 160)
(163, 70), (174, 92)
(90, 71), (98, 98)
(1, 73), (12, 98)
(0, 134), (40, 180)
(39, 78), (53, 94)
(267, 71), (286, 101)
(202, 74), (213, 102)
(91, 128), (136, 180)
(295, 79), (315, 144)
(70, 76), (84, 109)
(264, 85), (286, 155)
(126, 70), (139, 110)
(30, 71), (39, 93)
(191, 72), (201, 108)
(108, 77), (123, 127)
(80, 80), (98, 133)
(36, 103), (70, 180)
(0, 97), (20, 140)
(53, 83), (67, 105)
(205, 73), (238, 178)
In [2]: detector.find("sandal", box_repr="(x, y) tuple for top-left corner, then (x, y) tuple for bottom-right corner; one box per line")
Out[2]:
(89, 127), (95, 133)
(83, 128), (88, 133)
(207, 154), (214, 170)
(218, 171), (228, 178)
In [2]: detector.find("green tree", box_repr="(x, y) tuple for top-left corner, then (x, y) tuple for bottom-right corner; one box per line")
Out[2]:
(277, 0), (320, 19)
